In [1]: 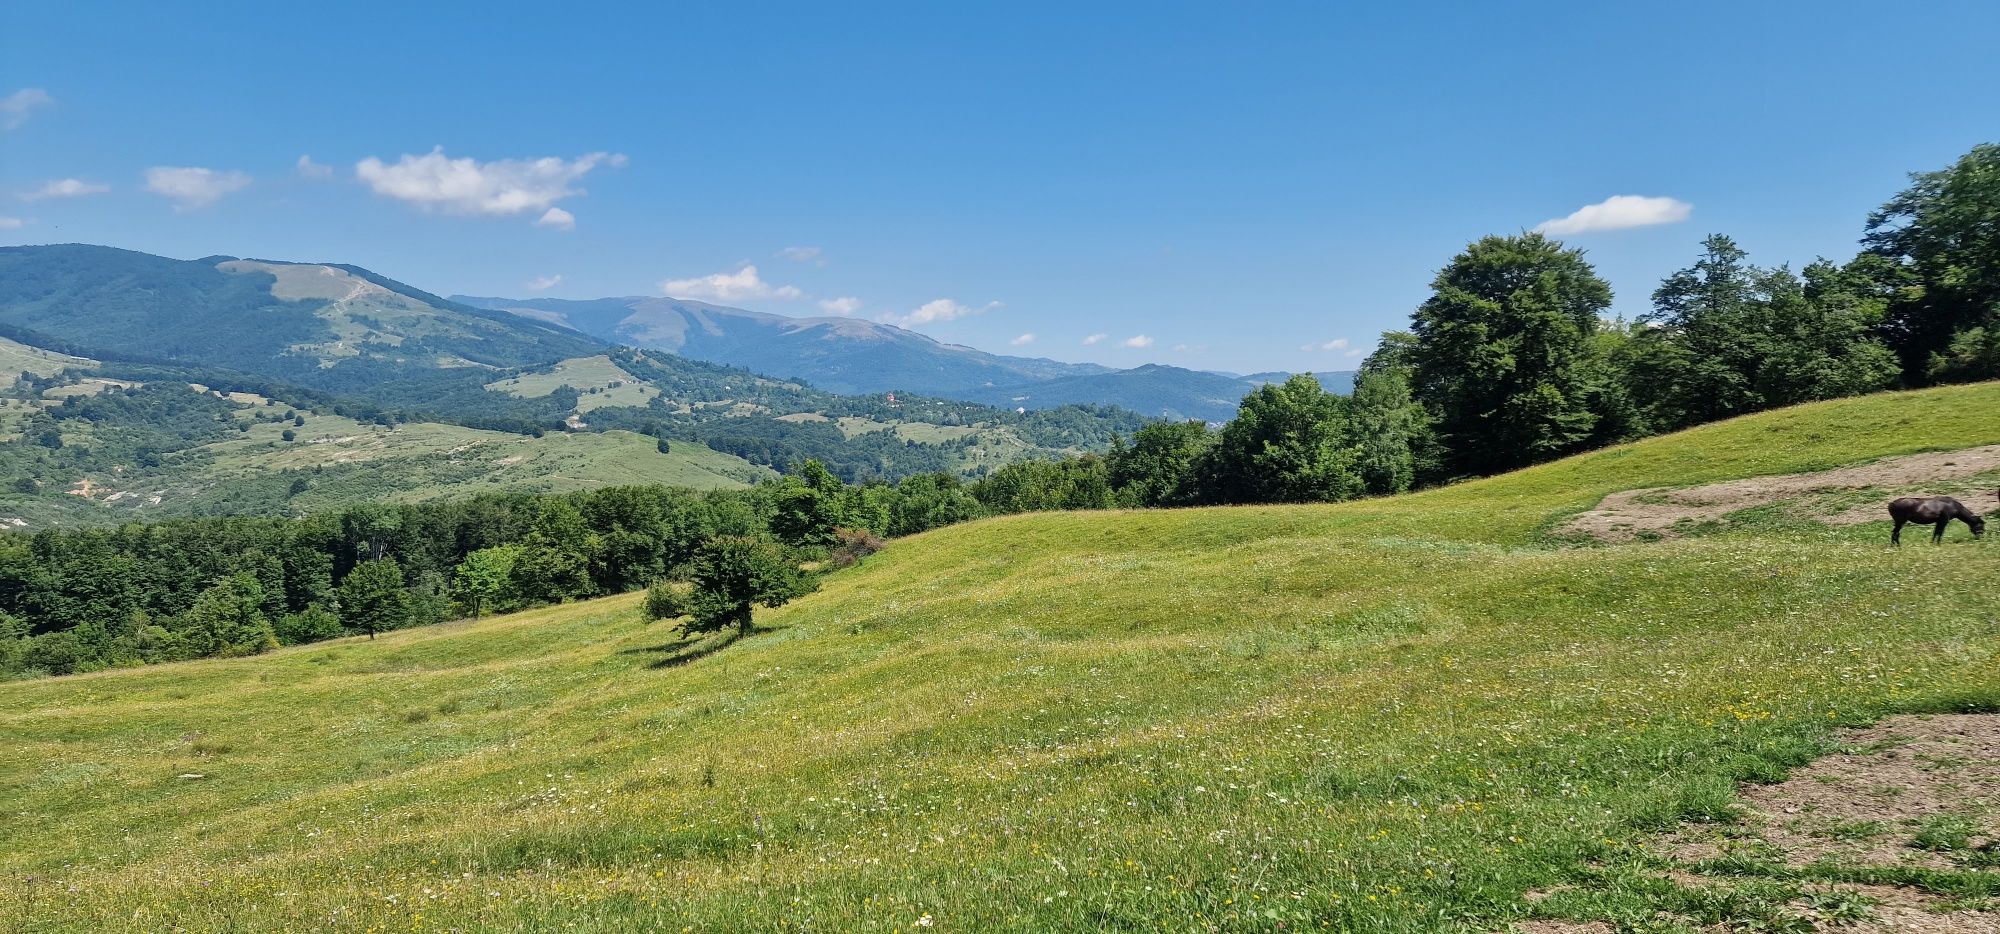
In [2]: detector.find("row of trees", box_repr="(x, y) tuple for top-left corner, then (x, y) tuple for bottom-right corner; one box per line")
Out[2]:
(1, 462), (1051, 678)
(967, 142), (2000, 501)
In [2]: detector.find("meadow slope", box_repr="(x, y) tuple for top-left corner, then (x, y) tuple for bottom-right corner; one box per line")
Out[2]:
(3, 384), (2000, 931)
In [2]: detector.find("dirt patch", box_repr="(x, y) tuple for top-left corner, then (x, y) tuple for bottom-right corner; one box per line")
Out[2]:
(1561, 445), (2000, 542)
(1664, 714), (2000, 872)
(1830, 882), (2000, 933)
(1534, 715), (2000, 932)
(1505, 923), (1611, 934)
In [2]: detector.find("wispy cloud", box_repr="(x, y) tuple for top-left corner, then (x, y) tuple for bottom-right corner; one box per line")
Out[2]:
(777, 245), (825, 266)
(296, 155), (333, 179)
(143, 166), (251, 210)
(20, 178), (108, 201)
(1082, 333), (1108, 346)
(818, 296), (861, 315)
(526, 274), (563, 291)
(1010, 333), (1036, 346)
(0, 216), (27, 230)
(1299, 338), (1349, 352)
(355, 148), (624, 223)
(1173, 343), (1206, 353)
(1534, 195), (1691, 235)
(660, 264), (801, 302)
(892, 298), (1001, 327)
(535, 207), (575, 231)
(0, 89), (53, 130)
(1122, 335), (1154, 349)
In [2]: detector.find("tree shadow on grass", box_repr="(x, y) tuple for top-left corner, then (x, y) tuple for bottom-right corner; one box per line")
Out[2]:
(621, 624), (786, 669)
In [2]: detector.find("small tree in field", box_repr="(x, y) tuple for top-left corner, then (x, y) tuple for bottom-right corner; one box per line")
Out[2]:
(646, 536), (816, 635)
(336, 558), (410, 639)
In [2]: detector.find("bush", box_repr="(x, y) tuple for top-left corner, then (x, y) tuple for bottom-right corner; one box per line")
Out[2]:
(825, 527), (886, 569)
(643, 579), (691, 622)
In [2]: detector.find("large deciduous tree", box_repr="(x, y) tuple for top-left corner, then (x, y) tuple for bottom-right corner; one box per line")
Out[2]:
(1408, 233), (1620, 475)
(1199, 374), (1361, 503)
(648, 536), (817, 635)
(1631, 235), (1900, 429)
(1862, 143), (2000, 383)
(336, 558), (410, 639)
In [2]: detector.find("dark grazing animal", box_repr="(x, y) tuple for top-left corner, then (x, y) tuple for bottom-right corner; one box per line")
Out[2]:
(1888, 495), (1986, 545)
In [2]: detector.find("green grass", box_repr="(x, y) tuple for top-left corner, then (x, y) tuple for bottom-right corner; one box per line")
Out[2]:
(0, 334), (94, 387)
(485, 354), (661, 413)
(4, 383), (2000, 931)
(1, 392), (772, 528)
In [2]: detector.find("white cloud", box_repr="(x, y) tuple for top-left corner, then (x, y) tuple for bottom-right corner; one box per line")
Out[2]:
(355, 147), (624, 222)
(1173, 343), (1206, 353)
(1122, 335), (1154, 348)
(526, 274), (563, 291)
(659, 264), (801, 302)
(1299, 338), (1350, 352)
(1081, 333), (1108, 346)
(1010, 333), (1036, 346)
(894, 298), (1001, 327)
(0, 88), (53, 130)
(1345, 347), (1366, 358)
(142, 166), (251, 210)
(296, 155), (333, 179)
(0, 216), (27, 229)
(1534, 195), (1691, 236)
(20, 178), (108, 201)
(818, 296), (862, 315)
(777, 245), (825, 266)
(535, 207), (575, 231)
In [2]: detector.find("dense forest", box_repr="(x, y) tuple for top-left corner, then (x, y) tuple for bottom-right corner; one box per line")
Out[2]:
(2, 466), (973, 678)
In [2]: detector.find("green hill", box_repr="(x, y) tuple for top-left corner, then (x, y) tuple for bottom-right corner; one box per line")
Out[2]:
(4, 384), (2000, 931)
(0, 377), (770, 529)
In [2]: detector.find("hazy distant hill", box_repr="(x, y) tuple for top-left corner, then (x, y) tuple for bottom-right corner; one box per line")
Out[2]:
(460, 294), (1354, 422)
(454, 295), (1108, 395)
(0, 245), (603, 397)
(0, 245), (1151, 489)
(1240, 370), (1358, 394)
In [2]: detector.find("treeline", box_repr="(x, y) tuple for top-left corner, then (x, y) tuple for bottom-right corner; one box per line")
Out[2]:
(965, 142), (2000, 505)
(1, 465), (1002, 679)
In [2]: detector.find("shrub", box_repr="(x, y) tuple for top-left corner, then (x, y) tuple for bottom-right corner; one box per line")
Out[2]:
(825, 527), (886, 569)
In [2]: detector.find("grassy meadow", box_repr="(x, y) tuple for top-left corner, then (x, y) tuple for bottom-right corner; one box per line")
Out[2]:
(3, 384), (2000, 931)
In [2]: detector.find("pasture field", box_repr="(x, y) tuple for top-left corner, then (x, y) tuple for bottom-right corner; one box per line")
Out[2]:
(4, 384), (2000, 931)
(1, 397), (770, 529)
(0, 335), (94, 388)
(484, 354), (662, 413)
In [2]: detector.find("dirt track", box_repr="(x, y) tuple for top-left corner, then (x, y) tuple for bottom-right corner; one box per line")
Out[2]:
(1560, 445), (2000, 542)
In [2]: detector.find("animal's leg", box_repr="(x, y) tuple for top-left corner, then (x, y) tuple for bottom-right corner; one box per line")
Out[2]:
(1892, 519), (1904, 546)
(1934, 521), (1948, 544)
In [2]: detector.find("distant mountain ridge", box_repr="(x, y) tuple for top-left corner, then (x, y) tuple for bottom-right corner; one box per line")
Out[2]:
(452, 295), (1111, 395)
(458, 293), (1355, 422)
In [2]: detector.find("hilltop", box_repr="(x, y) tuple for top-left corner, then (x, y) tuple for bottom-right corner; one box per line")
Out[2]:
(3, 383), (1999, 930)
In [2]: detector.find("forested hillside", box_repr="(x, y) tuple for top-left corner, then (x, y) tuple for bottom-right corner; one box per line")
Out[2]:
(0, 247), (1153, 520)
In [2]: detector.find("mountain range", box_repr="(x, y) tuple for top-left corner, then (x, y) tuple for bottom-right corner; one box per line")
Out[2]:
(0, 245), (1158, 530)
(457, 294), (1353, 422)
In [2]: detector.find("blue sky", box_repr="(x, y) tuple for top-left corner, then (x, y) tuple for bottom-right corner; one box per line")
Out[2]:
(5, 1), (1999, 374)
